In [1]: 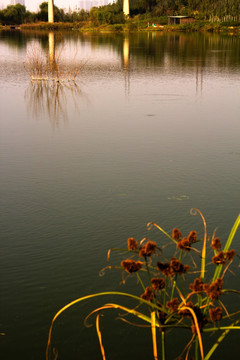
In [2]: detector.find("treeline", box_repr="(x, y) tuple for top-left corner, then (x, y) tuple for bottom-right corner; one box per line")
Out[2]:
(153, 0), (240, 18)
(0, 2), (89, 25)
(90, 0), (240, 25)
(0, 0), (240, 25)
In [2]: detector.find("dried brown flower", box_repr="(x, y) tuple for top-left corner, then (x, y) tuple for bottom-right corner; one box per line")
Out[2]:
(139, 241), (157, 257)
(158, 309), (167, 324)
(170, 257), (190, 274)
(225, 249), (236, 261)
(121, 259), (142, 273)
(166, 298), (179, 312)
(127, 237), (138, 250)
(204, 278), (223, 300)
(172, 228), (182, 241)
(212, 251), (226, 265)
(157, 261), (174, 277)
(183, 265), (190, 273)
(157, 258), (190, 277)
(211, 237), (221, 250)
(177, 237), (191, 252)
(140, 287), (153, 301)
(151, 277), (165, 291)
(188, 231), (197, 243)
(209, 307), (222, 322)
(189, 278), (204, 292)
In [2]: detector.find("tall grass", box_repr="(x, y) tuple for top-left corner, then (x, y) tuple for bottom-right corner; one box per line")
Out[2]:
(46, 210), (240, 360)
(25, 43), (84, 82)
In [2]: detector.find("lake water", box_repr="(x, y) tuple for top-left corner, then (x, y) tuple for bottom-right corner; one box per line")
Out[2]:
(0, 30), (240, 360)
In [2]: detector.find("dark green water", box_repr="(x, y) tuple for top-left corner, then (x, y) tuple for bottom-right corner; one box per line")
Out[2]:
(0, 30), (240, 360)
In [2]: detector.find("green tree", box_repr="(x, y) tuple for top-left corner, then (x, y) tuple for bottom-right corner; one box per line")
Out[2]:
(1, 4), (26, 24)
(37, 2), (63, 22)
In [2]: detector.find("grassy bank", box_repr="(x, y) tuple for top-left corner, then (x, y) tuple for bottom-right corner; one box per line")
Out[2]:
(1, 19), (240, 33)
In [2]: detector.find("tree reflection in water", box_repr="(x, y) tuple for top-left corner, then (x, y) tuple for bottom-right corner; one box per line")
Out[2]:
(25, 80), (86, 127)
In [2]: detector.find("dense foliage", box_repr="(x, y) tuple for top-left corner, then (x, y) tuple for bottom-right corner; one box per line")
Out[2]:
(0, 1), (240, 25)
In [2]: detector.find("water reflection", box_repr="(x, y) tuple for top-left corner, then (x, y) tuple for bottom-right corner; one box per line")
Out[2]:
(48, 32), (55, 70)
(24, 31), (87, 126)
(122, 36), (130, 69)
(122, 36), (130, 95)
(25, 81), (85, 126)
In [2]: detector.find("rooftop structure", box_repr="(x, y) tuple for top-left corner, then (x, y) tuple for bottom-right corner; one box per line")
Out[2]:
(168, 16), (195, 25)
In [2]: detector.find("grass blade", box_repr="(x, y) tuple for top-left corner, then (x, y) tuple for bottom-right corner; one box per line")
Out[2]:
(204, 320), (240, 360)
(46, 291), (162, 360)
(212, 214), (240, 281)
(151, 312), (158, 360)
(96, 314), (106, 360)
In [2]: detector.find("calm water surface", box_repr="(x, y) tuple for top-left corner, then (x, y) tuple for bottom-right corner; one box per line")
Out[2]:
(0, 30), (240, 360)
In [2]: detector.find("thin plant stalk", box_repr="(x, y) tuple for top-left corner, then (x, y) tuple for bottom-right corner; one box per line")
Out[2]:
(190, 208), (207, 282)
(161, 331), (166, 360)
(195, 337), (199, 360)
(96, 314), (106, 360)
(212, 214), (240, 282)
(136, 272), (146, 292)
(151, 311), (158, 360)
(46, 291), (163, 360)
(204, 320), (240, 360)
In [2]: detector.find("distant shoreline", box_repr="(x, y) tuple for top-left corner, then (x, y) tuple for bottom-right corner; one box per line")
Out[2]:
(1, 21), (240, 34)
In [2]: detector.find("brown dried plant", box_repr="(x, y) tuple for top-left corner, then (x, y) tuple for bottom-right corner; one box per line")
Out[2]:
(46, 210), (240, 360)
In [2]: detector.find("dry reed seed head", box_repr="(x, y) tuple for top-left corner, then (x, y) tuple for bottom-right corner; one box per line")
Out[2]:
(212, 251), (226, 265)
(166, 298), (179, 312)
(212, 249), (236, 264)
(139, 241), (157, 257)
(127, 237), (139, 251)
(140, 287), (153, 301)
(209, 306), (223, 322)
(121, 259), (142, 273)
(183, 265), (190, 273)
(172, 228), (182, 241)
(189, 278), (204, 292)
(170, 257), (183, 272)
(188, 231), (197, 243)
(151, 277), (165, 290)
(211, 237), (222, 250)
(204, 278), (223, 301)
(158, 310), (167, 324)
(157, 261), (174, 277)
(177, 237), (191, 252)
(225, 249), (236, 261)
(138, 245), (148, 257)
(170, 257), (190, 274)
(146, 240), (157, 254)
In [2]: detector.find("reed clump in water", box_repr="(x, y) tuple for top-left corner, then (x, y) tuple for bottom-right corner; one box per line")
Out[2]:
(46, 209), (240, 360)
(25, 43), (83, 83)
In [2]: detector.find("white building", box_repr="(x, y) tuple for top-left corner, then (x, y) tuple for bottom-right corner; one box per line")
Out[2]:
(10, 0), (25, 5)
(78, 0), (112, 11)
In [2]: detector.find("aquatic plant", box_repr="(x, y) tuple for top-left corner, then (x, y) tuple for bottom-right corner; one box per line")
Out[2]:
(25, 41), (84, 83)
(46, 209), (240, 360)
